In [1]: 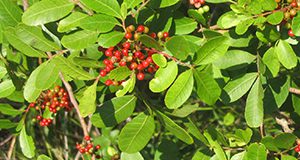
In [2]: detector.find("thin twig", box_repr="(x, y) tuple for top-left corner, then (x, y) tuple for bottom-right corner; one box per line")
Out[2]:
(275, 117), (294, 133)
(289, 87), (300, 95)
(6, 136), (16, 160)
(259, 124), (265, 137)
(64, 112), (69, 160)
(131, 0), (150, 17)
(72, 0), (94, 16)
(0, 135), (13, 147)
(22, 0), (29, 11)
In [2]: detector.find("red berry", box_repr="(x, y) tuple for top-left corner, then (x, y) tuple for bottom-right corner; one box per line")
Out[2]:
(288, 29), (295, 37)
(199, 0), (205, 4)
(163, 32), (169, 38)
(125, 32), (132, 39)
(36, 115), (42, 120)
(291, 2), (297, 7)
(130, 62), (138, 70)
(76, 144), (81, 149)
(105, 50), (113, 57)
(119, 61), (127, 66)
(100, 70), (107, 77)
(137, 72), (145, 80)
(137, 64), (144, 70)
(148, 67), (154, 73)
(114, 50), (122, 58)
(86, 143), (93, 149)
(134, 51), (143, 57)
(84, 136), (91, 141)
(103, 59), (111, 65)
(150, 32), (157, 39)
(122, 49), (129, 56)
(137, 25), (145, 32)
(29, 103), (35, 108)
(142, 61), (150, 68)
(146, 57), (153, 63)
(295, 146), (300, 152)
(95, 145), (101, 150)
(123, 42), (131, 49)
(79, 148), (85, 153)
(105, 79), (113, 86)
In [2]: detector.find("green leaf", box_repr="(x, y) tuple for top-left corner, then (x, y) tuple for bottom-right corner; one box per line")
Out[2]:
(165, 69), (193, 109)
(174, 17), (197, 35)
(160, 0), (180, 8)
(61, 30), (98, 50)
(274, 133), (297, 149)
(292, 11), (300, 36)
(235, 19), (254, 35)
(15, 24), (60, 51)
(124, 0), (142, 8)
(51, 55), (95, 80)
(157, 111), (194, 144)
(214, 50), (256, 70)
(203, 130), (227, 160)
(109, 67), (132, 81)
(193, 67), (221, 105)
(0, 103), (23, 116)
(91, 95), (137, 128)
(194, 36), (230, 65)
(152, 54), (167, 67)
(139, 35), (163, 50)
(154, 139), (179, 160)
(165, 36), (196, 60)
(217, 11), (250, 29)
(266, 76), (290, 108)
(188, 9), (206, 24)
(292, 81), (300, 116)
(98, 31), (124, 48)
(245, 78), (264, 128)
(0, 119), (18, 129)
(121, 152), (144, 160)
(58, 12), (88, 32)
(275, 40), (298, 69)
(37, 155), (52, 160)
(192, 150), (211, 160)
(221, 73), (258, 103)
(149, 61), (178, 93)
(0, 66), (7, 79)
(22, 0), (74, 26)
(4, 28), (46, 57)
(81, 0), (122, 18)
(245, 143), (267, 160)
(19, 126), (35, 158)
(262, 47), (280, 77)
(281, 155), (298, 160)
(118, 112), (155, 153)
(184, 118), (209, 145)
(261, 136), (279, 152)
(0, 0), (22, 27)
(24, 63), (45, 102)
(120, 2), (127, 20)
(35, 61), (59, 90)
(230, 151), (246, 160)
(80, 14), (120, 32)
(72, 57), (103, 68)
(267, 11), (284, 25)
(116, 74), (136, 97)
(171, 104), (200, 118)
(78, 82), (97, 117)
(0, 80), (15, 98)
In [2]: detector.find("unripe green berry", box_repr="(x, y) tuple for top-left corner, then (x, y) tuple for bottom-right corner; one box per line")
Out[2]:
(157, 32), (163, 39)
(203, 5), (210, 12)
(198, 8), (204, 14)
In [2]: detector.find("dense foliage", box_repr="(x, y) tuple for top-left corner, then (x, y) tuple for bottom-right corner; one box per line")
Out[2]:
(1, 0), (300, 159)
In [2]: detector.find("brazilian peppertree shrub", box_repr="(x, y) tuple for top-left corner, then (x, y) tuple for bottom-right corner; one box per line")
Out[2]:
(1, 0), (300, 159)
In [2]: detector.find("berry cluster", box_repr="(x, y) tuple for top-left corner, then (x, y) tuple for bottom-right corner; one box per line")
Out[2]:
(98, 25), (170, 86)
(76, 136), (102, 159)
(275, 0), (299, 37)
(189, 0), (205, 8)
(28, 86), (72, 127)
(197, 5), (210, 14)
